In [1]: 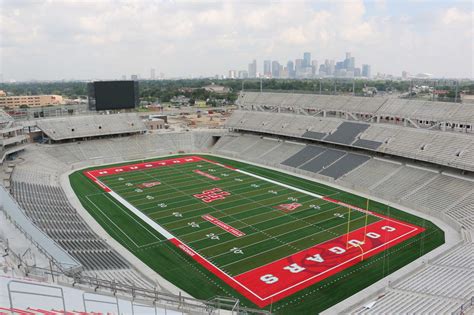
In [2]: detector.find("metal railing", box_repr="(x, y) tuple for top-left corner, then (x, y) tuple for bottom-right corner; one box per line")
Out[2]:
(0, 186), (82, 273)
(0, 210), (271, 315)
(452, 296), (474, 315)
(1, 241), (271, 315)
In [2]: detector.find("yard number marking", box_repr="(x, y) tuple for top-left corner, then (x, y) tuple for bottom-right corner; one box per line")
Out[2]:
(230, 247), (244, 254)
(188, 222), (200, 228)
(206, 233), (220, 240)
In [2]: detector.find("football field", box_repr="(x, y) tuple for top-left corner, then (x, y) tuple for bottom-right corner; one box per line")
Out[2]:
(82, 155), (424, 307)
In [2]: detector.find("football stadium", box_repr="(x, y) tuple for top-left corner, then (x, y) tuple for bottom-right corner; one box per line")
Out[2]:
(0, 91), (472, 314)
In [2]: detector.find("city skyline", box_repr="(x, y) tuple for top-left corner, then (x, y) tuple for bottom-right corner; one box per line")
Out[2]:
(1, 0), (473, 81)
(227, 51), (372, 79)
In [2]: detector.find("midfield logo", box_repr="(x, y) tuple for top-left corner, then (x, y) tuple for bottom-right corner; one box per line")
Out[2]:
(193, 188), (230, 203)
(273, 202), (302, 213)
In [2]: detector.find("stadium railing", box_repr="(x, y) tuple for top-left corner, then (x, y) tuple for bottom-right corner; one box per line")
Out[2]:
(452, 296), (474, 315)
(1, 259), (272, 315)
(0, 186), (271, 315)
(0, 186), (82, 274)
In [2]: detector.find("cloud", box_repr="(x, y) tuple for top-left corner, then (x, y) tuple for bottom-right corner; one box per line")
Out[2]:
(442, 7), (472, 25)
(280, 26), (309, 45)
(0, 0), (472, 80)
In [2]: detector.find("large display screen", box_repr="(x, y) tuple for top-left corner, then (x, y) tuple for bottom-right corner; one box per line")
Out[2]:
(88, 81), (138, 110)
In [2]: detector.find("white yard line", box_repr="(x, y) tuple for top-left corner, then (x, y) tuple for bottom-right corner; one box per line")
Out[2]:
(211, 211), (366, 264)
(86, 195), (163, 248)
(194, 204), (345, 252)
(87, 156), (419, 303)
(159, 189), (310, 228)
(236, 169), (325, 199)
(108, 190), (175, 240)
(179, 201), (338, 242)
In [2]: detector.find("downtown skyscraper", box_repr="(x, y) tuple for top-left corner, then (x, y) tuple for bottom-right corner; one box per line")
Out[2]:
(234, 51), (371, 79)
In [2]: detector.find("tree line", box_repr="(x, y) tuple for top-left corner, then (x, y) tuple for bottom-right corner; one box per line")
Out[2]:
(1, 79), (471, 104)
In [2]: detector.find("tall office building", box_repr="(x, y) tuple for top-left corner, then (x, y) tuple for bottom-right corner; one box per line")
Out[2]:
(131, 74), (138, 80)
(329, 60), (335, 76)
(311, 60), (318, 76)
(362, 64), (371, 78)
(238, 70), (249, 79)
(264, 60), (272, 76)
(271, 61), (280, 78)
(248, 60), (257, 78)
(323, 60), (330, 76)
(349, 57), (355, 71)
(150, 68), (156, 80)
(287, 60), (295, 78)
(319, 64), (326, 76)
(303, 52), (311, 68)
(228, 70), (237, 79)
(295, 59), (304, 77)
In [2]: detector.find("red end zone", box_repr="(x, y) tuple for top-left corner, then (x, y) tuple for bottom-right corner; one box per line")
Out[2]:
(83, 157), (425, 307)
(233, 217), (424, 305)
(83, 156), (205, 192)
(85, 156), (204, 178)
(172, 214), (424, 307)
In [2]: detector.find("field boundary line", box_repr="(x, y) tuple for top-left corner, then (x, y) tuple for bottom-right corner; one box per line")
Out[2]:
(102, 193), (166, 245)
(180, 202), (340, 242)
(85, 195), (163, 249)
(109, 190), (175, 239)
(214, 213), (372, 267)
(198, 204), (352, 254)
(256, 226), (418, 301)
(83, 155), (426, 307)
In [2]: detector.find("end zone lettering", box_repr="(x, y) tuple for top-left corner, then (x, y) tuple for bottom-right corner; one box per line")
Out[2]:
(233, 218), (423, 305)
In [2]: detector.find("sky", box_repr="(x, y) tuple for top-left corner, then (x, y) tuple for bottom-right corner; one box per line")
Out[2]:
(0, 0), (473, 81)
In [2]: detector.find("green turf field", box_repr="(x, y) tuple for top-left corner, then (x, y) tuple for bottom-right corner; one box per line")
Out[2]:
(70, 154), (445, 314)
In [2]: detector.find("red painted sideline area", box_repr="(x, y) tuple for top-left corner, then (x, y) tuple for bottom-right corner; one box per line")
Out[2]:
(83, 172), (111, 192)
(85, 156), (203, 178)
(202, 214), (246, 237)
(172, 215), (424, 307)
(83, 156), (204, 192)
(83, 157), (425, 307)
(199, 156), (236, 170)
